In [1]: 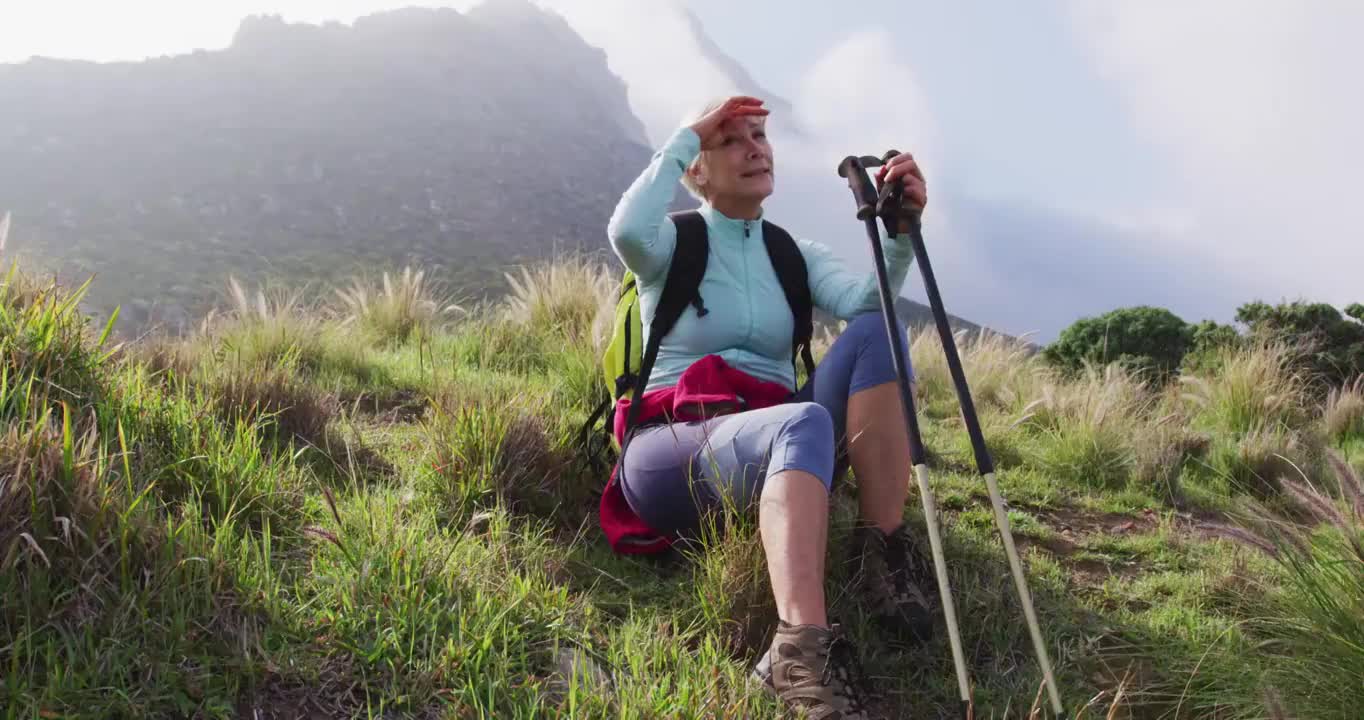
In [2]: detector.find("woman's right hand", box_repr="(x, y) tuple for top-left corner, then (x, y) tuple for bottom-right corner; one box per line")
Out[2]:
(688, 96), (769, 150)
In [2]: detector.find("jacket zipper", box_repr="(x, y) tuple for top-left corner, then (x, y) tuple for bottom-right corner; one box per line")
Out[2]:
(743, 220), (753, 343)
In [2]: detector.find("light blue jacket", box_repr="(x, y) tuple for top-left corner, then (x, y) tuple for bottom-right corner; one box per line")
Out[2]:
(607, 126), (916, 393)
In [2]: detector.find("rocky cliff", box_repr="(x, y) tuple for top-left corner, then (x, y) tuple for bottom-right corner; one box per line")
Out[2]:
(0, 0), (654, 333)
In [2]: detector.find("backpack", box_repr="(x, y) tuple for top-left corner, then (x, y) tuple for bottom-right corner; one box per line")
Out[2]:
(579, 210), (818, 471)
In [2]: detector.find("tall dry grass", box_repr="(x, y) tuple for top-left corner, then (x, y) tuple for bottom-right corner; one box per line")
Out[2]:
(202, 275), (368, 378)
(0, 404), (113, 577)
(207, 275), (319, 362)
(1014, 363), (1155, 490)
(334, 265), (465, 344)
(1202, 450), (1364, 718)
(1176, 341), (1322, 498)
(503, 254), (615, 347)
(1324, 376), (1364, 443)
(910, 327), (1043, 413)
(1178, 340), (1310, 435)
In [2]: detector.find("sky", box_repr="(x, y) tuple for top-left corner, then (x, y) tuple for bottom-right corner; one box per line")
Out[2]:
(2, 0), (1361, 341)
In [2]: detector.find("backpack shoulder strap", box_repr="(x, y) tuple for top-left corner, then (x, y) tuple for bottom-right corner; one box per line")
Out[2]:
(761, 220), (816, 382)
(665, 210), (711, 322)
(621, 210), (709, 437)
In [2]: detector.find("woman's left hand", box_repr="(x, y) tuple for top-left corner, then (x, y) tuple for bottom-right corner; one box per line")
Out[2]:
(875, 151), (927, 218)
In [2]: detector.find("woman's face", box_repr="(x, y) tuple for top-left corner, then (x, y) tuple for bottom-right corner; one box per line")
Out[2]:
(697, 115), (774, 203)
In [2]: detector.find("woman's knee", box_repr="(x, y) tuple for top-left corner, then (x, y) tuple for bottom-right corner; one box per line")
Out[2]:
(846, 311), (910, 353)
(843, 311), (913, 386)
(781, 401), (834, 442)
(771, 402), (836, 491)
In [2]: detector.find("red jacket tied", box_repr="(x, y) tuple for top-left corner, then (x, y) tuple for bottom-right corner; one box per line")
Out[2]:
(598, 354), (794, 554)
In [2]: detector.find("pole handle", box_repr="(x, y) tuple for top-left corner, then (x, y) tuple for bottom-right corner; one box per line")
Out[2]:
(837, 155), (878, 220)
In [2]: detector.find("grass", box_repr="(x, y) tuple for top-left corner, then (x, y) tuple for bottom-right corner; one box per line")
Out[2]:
(333, 265), (467, 346)
(1013, 363), (1154, 492)
(1324, 375), (1364, 444)
(1, 255), (1359, 718)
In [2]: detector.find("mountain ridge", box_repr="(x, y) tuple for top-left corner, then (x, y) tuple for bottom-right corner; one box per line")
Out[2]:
(0, 0), (993, 343)
(0, 1), (652, 335)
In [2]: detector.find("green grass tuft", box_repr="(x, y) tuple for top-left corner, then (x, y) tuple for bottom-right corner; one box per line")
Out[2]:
(333, 264), (467, 346)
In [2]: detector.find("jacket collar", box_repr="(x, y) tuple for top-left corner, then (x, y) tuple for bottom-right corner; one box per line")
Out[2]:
(698, 202), (764, 235)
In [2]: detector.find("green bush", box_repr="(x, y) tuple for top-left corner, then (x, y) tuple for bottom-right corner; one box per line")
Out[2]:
(1043, 305), (1193, 380)
(1190, 319), (1242, 351)
(1236, 300), (1364, 386)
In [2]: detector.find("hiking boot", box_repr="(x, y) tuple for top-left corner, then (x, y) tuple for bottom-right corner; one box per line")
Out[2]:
(750, 621), (879, 720)
(846, 522), (938, 645)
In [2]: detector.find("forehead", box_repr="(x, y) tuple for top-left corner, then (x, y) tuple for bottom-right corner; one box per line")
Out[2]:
(721, 115), (767, 133)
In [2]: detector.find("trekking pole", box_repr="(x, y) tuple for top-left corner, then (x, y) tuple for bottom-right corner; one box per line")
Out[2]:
(874, 149), (1065, 718)
(837, 154), (973, 720)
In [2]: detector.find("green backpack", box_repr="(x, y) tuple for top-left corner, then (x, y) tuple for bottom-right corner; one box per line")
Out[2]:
(580, 210), (817, 465)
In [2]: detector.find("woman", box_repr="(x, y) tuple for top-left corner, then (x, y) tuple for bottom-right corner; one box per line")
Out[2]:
(606, 95), (936, 719)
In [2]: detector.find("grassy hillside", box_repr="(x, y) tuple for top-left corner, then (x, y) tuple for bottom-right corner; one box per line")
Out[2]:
(2, 252), (1362, 719)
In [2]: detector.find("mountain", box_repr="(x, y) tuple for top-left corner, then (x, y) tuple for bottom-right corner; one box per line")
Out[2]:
(0, 0), (653, 334)
(0, 0), (991, 343)
(677, 8), (800, 137)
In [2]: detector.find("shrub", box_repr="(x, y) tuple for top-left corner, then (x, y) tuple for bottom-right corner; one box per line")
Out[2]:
(1236, 299), (1364, 387)
(1044, 305), (1193, 381)
(1190, 319), (1242, 352)
(1181, 319), (1244, 374)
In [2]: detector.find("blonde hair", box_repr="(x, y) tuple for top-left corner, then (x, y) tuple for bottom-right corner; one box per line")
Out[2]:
(678, 97), (727, 202)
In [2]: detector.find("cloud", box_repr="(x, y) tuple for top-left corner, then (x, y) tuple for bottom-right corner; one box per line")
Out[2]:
(772, 28), (969, 273)
(1066, 2), (1364, 310)
(12, 0), (1323, 337)
(512, 7), (1225, 341)
(524, 0), (745, 146)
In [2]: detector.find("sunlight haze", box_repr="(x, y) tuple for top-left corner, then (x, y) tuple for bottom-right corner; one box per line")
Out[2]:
(2, 0), (1361, 339)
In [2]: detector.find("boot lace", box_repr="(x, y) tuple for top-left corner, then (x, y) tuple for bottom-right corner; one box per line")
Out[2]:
(818, 624), (877, 714)
(887, 526), (936, 608)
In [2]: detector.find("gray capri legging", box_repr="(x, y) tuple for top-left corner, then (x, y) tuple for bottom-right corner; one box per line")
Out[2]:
(617, 312), (911, 539)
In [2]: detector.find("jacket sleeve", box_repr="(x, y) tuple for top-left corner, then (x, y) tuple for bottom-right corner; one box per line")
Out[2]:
(797, 231), (916, 321)
(605, 127), (701, 284)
